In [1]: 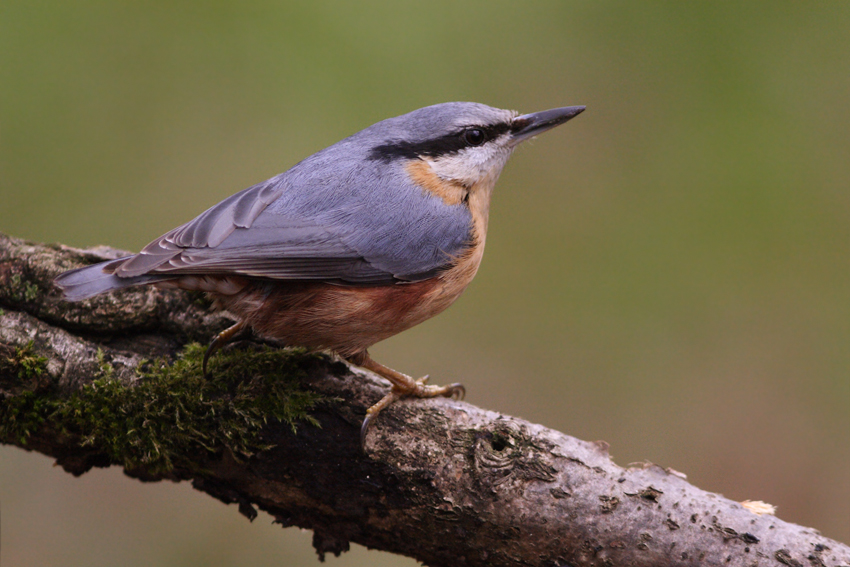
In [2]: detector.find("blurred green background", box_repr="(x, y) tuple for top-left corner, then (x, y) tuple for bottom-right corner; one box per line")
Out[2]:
(2, 1), (848, 565)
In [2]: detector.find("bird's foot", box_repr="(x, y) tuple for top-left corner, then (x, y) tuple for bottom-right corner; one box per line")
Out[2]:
(359, 376), (465, 445)
(408, 375), (466, 400)
(349, 353), (465, 448)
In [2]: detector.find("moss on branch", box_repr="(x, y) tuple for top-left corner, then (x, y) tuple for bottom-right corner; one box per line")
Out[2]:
(1, 343), (328, 476)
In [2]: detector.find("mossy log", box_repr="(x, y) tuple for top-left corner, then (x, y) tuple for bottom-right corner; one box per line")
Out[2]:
(1, 232), (848, 567)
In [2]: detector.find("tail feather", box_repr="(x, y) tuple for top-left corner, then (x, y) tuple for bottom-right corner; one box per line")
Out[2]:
(54, 257), (172, 301)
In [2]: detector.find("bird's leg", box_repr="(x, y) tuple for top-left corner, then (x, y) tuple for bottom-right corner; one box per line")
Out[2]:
(203, 321), (249, 378)
(347, 351), (464, 445)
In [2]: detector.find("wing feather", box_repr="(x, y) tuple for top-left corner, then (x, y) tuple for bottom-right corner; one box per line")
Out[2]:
(115, 178), (285, 277)
(111, 151), (472, 285)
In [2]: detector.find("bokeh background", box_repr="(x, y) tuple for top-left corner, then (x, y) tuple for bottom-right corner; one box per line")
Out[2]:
(2, 2), (849, 565)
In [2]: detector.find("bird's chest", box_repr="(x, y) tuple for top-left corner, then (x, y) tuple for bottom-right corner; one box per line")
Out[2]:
(423, 236), (486, 314)
(337, 236), (486, 333)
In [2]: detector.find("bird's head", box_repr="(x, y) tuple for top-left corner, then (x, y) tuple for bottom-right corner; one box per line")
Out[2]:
(366, 102), (585, 197)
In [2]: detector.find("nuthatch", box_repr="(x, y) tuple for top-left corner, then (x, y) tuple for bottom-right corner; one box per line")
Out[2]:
(55, 102), (585, 438)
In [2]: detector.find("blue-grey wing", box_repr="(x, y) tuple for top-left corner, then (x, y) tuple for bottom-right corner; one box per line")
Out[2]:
(113, 160), (473, 285)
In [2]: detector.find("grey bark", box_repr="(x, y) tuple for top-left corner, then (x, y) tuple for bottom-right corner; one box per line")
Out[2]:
(1, 232), (848, 567)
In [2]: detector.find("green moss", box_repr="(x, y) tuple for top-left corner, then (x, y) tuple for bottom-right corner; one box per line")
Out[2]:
(95, 348), (114, 379)
(0, 341), (52, 438)
(0, 343), (328, 475)
(0, 340), (49, 383)
(24, 282), (39, 302)
(18, 341), (49, 380)
(7, 273), (40, 303)
(0, 391), (52, 444)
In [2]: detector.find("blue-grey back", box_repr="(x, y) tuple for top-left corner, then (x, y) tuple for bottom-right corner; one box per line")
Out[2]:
(259, 138), (473, 278)
(111, 103), (490, 284)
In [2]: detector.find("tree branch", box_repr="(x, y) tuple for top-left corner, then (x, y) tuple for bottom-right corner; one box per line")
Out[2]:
(1, 232), (848, 567)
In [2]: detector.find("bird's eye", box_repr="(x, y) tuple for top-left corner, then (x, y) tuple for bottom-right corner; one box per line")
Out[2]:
(462, 128), (487, 147)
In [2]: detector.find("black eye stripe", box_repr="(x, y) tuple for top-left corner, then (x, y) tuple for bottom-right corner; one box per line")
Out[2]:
(460, 122), (510, 143)
(369, 122), (511, 162)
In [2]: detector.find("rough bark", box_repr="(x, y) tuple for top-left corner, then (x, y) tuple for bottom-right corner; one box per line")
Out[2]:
(1, 232), (848, 567)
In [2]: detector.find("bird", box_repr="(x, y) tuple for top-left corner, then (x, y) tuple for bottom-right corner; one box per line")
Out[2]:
(54, 102), (585, 440)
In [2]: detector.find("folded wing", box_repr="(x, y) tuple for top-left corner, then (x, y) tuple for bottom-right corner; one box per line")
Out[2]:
(108, 165), (472, 286)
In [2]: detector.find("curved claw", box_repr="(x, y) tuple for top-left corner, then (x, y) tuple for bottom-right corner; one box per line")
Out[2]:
(203, 321), (247, 378)
(360, 412), (373, 449)
(360, 388), (403, 452)
(202, 342), (217, 379)
(446, 383), (465, 400)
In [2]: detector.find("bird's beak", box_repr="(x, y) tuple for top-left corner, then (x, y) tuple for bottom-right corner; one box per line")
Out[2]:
(510, 106), (586, 145)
